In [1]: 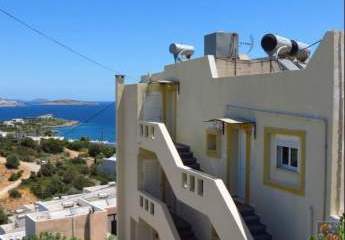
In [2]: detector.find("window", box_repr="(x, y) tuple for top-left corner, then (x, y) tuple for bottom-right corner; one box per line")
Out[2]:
(263, 127), (306, 196)
(275, 135), (300, 172)
(206, 129), (221, 158)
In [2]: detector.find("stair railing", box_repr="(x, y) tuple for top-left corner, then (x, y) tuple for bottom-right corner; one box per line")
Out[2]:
(138, 121), (253, 240)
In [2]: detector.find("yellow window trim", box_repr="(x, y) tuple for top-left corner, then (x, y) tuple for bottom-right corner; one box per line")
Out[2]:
(206, 128), (221, 158)
(263, 127), (306, 196)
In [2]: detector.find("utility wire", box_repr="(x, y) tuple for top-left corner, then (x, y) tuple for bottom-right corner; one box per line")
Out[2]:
(0, 7), (118, 74)
(302, 39), (322, 50)
(63, 102), (114, 136)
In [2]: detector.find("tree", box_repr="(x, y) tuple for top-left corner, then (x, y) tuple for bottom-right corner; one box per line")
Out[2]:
(23, 232), (80, 240)
(21, 137), (37, 149)
(72, 175), (93, 190)
(88, 144), (101, 157)
(0, 208), (8, 225)
(41, 139), (64, 154)
(9, 189), (22, 198)
(5, 154), (20, 169)
(8, 170), (23, 181)
(39, 162), (56, 177)
(100, 145), (116, 158)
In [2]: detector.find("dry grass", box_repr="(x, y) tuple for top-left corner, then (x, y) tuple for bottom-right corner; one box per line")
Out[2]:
(0, 187), (37, 211)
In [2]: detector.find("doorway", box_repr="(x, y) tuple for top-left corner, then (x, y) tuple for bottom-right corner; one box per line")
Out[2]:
(226, 126), (251, 203)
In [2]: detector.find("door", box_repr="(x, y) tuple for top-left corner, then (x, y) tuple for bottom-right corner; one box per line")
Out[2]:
(237, 129), (247, 201)
(227, 126), (250, 202)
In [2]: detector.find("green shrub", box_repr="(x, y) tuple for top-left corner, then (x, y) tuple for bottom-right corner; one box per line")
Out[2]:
(71, 157), (86, 165)
(101, 145), (116, 158)
(5, 154), (20, 169)
(88, 144), (101, 157)
(9, 189), (22, 198)
(0, 208), (8, 225)
(21, 137), (37, 149)
(8, 170), (23, 181)
(73, 175), (93, 190)
(23, 232), (80, 240)
(40, 139), (64, 154)
(39, 162), (56, 177)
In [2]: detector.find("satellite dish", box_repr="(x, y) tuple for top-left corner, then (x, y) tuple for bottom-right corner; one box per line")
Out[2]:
(239, 34), (255, 54)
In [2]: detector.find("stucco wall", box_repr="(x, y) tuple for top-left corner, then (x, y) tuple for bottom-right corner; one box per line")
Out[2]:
(146, 31), (343, 239)
(117, 31), (344, 240)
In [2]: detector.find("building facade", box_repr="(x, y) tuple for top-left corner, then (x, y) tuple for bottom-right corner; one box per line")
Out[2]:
(0, 183), (117, 240)
(116, 31), (344, 240)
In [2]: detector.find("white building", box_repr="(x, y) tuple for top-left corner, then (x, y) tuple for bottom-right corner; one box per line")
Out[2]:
(116, 31), (344, 240)
(0, 182), (117, 240)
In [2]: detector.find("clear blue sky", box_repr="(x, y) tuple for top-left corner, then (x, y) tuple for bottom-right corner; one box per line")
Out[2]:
(0, 0), (343, 101)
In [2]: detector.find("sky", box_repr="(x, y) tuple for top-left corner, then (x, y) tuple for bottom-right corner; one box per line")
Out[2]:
(0, 0), (344, 101)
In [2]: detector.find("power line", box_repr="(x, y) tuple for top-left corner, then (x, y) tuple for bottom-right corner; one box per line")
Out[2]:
(63, 102), (115, 136)
(303, 39), (322, 50)
(0, 7), (117, 73)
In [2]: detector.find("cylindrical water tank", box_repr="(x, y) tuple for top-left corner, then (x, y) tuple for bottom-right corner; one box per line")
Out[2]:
(261, 34), (310, 62)
(169, 43), (195, 59)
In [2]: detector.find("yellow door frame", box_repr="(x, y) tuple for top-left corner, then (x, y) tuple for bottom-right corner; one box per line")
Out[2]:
(226, 124), (253, 204)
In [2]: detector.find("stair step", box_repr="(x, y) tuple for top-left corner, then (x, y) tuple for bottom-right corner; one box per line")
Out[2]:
(175, 143), (190, 152)
(179, 151), (194, 159)
(247, 223), (266, 235)
(182, 157), (197, 165)
(253, 233), (272, 240)
(237, 205), (255, 217)
(186, 162), (200, 170)
(243, 215), (261, 225)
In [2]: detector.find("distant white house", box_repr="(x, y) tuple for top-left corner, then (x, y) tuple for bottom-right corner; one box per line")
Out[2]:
(0, 131), (8, 137)
(12, 119), (25, 124)
(2, 121), (14, 127)
(37, 114), (54, 119)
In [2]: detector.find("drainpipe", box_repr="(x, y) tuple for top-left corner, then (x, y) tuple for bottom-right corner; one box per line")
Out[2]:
(227, 104), (328, 220)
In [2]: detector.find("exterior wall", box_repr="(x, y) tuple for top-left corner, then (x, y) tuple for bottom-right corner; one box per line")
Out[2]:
(25, 211), (107, 240)
(146, 31), (343, 239)
(116, 81), (147, 239)
(118, 31), (344, 240)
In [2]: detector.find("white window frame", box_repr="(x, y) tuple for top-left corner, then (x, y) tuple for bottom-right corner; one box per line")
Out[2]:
(274, 135), (300, 172)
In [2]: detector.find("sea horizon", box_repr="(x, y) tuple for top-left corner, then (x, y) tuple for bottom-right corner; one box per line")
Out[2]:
(0, 103), (116, 143)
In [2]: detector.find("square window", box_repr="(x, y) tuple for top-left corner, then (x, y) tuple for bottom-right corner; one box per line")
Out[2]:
(275, 136), (300, 172)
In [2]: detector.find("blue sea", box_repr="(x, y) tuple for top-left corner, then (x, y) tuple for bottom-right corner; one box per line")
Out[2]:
(0, 103), (116, 143)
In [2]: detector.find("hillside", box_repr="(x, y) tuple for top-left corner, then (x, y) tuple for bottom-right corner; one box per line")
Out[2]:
(40, 99), (98, 106)
(0, 98), (23, 107)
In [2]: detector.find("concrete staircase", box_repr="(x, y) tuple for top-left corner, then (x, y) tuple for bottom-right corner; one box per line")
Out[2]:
(235, 200), (272, 240)
(175, 143), (201, 171)
(170, 212), (198, 240)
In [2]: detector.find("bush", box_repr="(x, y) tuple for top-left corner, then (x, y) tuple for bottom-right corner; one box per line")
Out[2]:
(39, 162), (56, 177)
(9, 189), (22, 198)
(0, 208), (8, 225)
(21, 137), (37, 149)
(88, 144), (101, 157)
(23, 232), (80, 240)
(8, 170), (23, 181)
(40, 139), (64, 154)
(5, 154), (20, 169)
(71, 157), (86, 165)
(73, 175), (93, 190)
(100, 145), (116, 158)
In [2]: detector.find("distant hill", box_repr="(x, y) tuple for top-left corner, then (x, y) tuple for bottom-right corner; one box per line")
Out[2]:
(1, 98), (99, 107)
(0, 98), (24, 107)
(40, 99), (98, 106)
